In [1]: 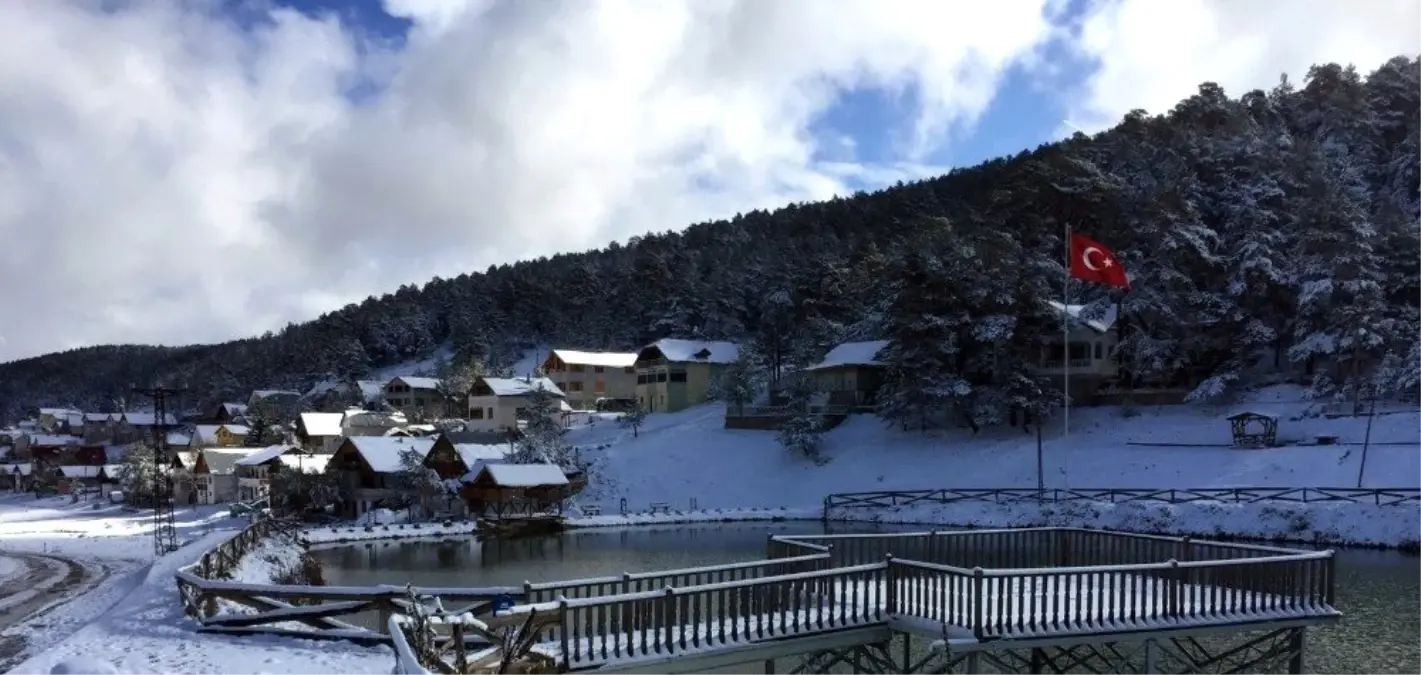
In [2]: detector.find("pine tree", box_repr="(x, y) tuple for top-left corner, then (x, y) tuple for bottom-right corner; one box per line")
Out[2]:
(876, 247), (966, 431)
(511, 384), (571, 465)
(244, 404), (274, 448)
(777, 375), (825, 463)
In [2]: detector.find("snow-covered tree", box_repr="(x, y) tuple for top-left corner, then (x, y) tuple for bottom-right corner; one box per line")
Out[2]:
(619, 403), (647, 438)
(434, 355), (483, 417)
(118, 441), (164, 506)
(390, 448), (441, 519)
(510, 384), (572, 465)
(716, 349), (761, 412)
(777, 375), (825, 463)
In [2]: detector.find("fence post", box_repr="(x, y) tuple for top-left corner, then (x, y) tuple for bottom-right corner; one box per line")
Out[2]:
(1176, 536), (1191, 562)
(662, 588), (676, 654)
(971, 567), (984, 640)
(558, 598), (571, 666)
(884, 554), (897, 615)
(376, 596), (393, 635)
(1167, 560), (1181, 619)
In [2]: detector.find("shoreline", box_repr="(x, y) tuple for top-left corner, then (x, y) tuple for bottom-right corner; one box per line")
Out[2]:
(295, 500), (1420, 552)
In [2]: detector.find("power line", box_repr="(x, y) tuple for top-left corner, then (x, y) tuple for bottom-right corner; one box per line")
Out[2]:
(132, 385), (184, 556)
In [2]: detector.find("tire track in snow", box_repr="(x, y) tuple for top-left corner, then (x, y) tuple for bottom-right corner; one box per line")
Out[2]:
(0, 552), (105, 670)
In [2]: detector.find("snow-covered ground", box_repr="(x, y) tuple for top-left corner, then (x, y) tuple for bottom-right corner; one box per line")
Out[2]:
(0, 496), (394, 674)
(567, 386), (1420, 545)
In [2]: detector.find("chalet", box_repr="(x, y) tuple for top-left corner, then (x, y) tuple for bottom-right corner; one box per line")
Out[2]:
(26, 435), (80, 464)
(233, 445), (320, 503)
(80, 413), (118, 443)
(341, 409), (407, 437)
(204, 402), (249, 424)
(1, 463), (33, 492)
(57, 465), (104, 494)
(295, 412), (344, 452)
(634, 339), (740, 413)
(803, 340), (890, 409)
(248, 390), (302, 421)
(1040, 301), (1120, 400)
(328, 436), (437, 518)
(458, 463), (572, 517)
(190, 424), (249, 448)
(465, 377), (565, 433)
(423, 435), (511, 481)
(383, 377), (446, 419)
(170, 451), (198, 504)
(115, 412), (179, 444)
(303, 378), (386, 411)
(36, 408), (82, 433)
(541, 350), (638, 410)
(189, 447), (264, 504)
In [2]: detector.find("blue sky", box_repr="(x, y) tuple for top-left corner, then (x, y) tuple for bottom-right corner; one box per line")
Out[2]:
(241, 0), (1096, 175)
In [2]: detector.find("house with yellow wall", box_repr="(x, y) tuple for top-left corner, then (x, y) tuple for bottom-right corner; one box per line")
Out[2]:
(540, 350), (638, 409)
(633, 339), (741, 413)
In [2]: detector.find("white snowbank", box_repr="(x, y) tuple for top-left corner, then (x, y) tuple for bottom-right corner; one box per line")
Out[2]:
(0, 494), (236, 560)
(827, 500), (1420, 548)
(567, 507), (818, 528)
(303, 521), (480, 545)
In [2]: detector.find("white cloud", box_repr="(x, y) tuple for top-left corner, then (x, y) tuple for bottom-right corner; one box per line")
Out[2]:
(0, 0), (1057, 361)
(1065, 0), (1421, 133)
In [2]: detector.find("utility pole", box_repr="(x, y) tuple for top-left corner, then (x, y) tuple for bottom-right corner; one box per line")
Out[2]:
(133, 385), (184, 556)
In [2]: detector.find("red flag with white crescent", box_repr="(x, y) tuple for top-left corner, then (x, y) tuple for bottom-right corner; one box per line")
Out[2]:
(1068, 233), (1130, 290)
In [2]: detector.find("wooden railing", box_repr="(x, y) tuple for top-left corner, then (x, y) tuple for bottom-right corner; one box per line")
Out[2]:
(823, 487), (1421, 514)
(194, 517), (300, 579)
(523, 553), (832, 606)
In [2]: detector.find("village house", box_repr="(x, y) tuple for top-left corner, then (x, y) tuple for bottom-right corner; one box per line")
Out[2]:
(56, 465), (109, 495)
(190, 424), (249, 448)
(248, 390), (302, 421)
(458, 463), (573, 517)
(233, 445), (323, 503)
(633, 339), (741, 413)
(465, 376), (565, 433)
(1040, 301), (1120, 400)
(0, 463), (34, 492)
(203, 402), (249, 425)
(382, 376), (446, 419)
(802, 340), (890, 409)
(423, 435), (511, 481)
(25, 434), (81, 464)
(170, 451), (198, 504)
(304, 378), (387, 411)
(80, 413), (119, 443)
(540, 350), (639, 410)
(328, 436), (437, 519)
(295, 412), (344, 452)
(188, 447), (263, 504)
(36, 408), (82, 434)
(114, 411), (179, 444)
(341, 409), (407, 437)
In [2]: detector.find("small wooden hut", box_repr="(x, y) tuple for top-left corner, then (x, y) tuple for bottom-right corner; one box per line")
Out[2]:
(1226, 411), (1278, 449)
(459, 464), (571, 518)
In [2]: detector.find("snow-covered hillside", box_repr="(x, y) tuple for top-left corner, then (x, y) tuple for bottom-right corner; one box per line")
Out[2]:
(569, 386), (1421, 514)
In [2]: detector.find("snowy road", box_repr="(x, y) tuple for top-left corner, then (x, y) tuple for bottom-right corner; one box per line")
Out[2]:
(0, 551), (107, 670)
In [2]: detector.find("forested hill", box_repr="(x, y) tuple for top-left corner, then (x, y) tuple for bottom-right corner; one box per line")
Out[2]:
(1, 57), (1416, 423)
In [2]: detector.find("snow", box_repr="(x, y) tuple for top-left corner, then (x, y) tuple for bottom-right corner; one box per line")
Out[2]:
(277, 454), (330, 473)
(28, 435), (78, 447)
(119, 412), (177, 427)
(0, 494), (234, 559)
(453, 443), (509, 468)
(233, 445), (303, 467)
(644, 338), (740, 364)
(298, 412), (344, 437)
(567, 385), (1421, 546)
(57, 466), (102, 479)
(390, 376), (441, 390)
(478, 376), (565, 397)
(341, 436), (435, 474)
(482, 463), (568, 487)
(805, 340), (889, 371)
(303, 521), (481, 545)
(1045, 300), (1117, 333)
(549, 350), (639, 368)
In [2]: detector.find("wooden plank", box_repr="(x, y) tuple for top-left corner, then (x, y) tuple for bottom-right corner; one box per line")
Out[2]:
(197, 624), (389, 647)
(201, 599), (374, 628)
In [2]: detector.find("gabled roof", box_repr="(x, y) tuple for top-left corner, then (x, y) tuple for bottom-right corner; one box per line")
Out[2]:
(233, 445), (305, 467)
(1044, 301), (1117, 334)
(453, 443), (510, 469)
(59, 465), (102, 478)
(29, 434), (79, 447)
(221, 424), (250, 435)
(222, 403), (249, 415)
(640, 339), (740, 364)
(197, 448), (265, 476)
(389, 376), (442, 391)
(806, 340), (890, 371)
(251, 390), (301, 400)
(341, 436), (436, 474)
(278, 454), (330, 473)
(479, 463), (569, 487)
(83, 413), (116, 423)
(549, 350), (639, 368)
(299, 412), (345, 437)
(476, 377), (566, 398)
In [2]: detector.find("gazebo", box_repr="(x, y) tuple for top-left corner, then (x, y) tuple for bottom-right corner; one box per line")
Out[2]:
(1225, 411), (1279, 449)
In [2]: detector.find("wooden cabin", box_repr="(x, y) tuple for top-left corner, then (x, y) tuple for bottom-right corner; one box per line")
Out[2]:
(458, 463), (572, 518)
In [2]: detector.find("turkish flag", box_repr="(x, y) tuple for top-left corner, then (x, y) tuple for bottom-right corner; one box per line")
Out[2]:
(1069, 233), (1130, 290)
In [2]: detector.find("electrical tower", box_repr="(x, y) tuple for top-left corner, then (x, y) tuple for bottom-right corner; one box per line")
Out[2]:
(133, 385), (183, 556)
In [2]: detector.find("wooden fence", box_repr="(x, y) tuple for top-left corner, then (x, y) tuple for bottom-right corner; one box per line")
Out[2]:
(175, 517), (521, 646)
(823, 487), (1421, 515)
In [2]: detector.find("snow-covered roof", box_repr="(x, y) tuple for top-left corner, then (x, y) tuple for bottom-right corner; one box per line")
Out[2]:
(222, 403), (249, 415)
(1044, 301), (1117, 334)
(251, 389), (301, 400)
(342, 436), (436, 474)
(356, 380), (385, 401)
(40, 408), (82, 417)
(102, 464), (124, 477)
(642, 338), (740, 364)
(479, 463), (569, 487)
(1225, 410), (1280, 421)
(300, 412), (344, 437)
(221, 424), (250, 435)
(453, 443), (509, 468)
(550, 350), (639, 368)
(173, 452), (198, 469)
(234, 445), (303, 467)
(278, 454), (330, 473)
(192, 425), (221, 443)
(389, 376), (442, 390)
(198, 448), (264, 476)
(1, 463), (33, 476)
(29, 434), (79, 447)
(83, 413), (115, 423)
(477, 377), (566, 398)
(121, 412), (178, 427)
(59, 465), (102, 478)
(806, 340), (890, 371)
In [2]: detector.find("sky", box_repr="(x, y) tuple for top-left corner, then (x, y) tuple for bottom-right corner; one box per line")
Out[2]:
(0, 0), (1415, 363)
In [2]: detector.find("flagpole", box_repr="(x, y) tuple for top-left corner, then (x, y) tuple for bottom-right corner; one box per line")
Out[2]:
(1062, 221), (1071, 491)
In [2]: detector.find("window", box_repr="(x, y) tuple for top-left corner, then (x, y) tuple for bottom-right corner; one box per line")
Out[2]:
(570, 364), (586, 373)
(637, 374), (648, 384)
(568, 381), (584, 392)
(669, 372), (687, 383)
(656, 372), (668, 383)
(485, 407), (494, 419)
(1067, 343), (1089, 360)
(593, 381), (606, 393)
(470, 408), (485, 419)
(593, 366), (605, 373)
(624, 367), (635, 374)
(1093, 343), (1103, 359)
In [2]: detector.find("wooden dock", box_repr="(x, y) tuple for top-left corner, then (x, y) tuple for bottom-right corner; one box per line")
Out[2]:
(407, 528), (1338, 673)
